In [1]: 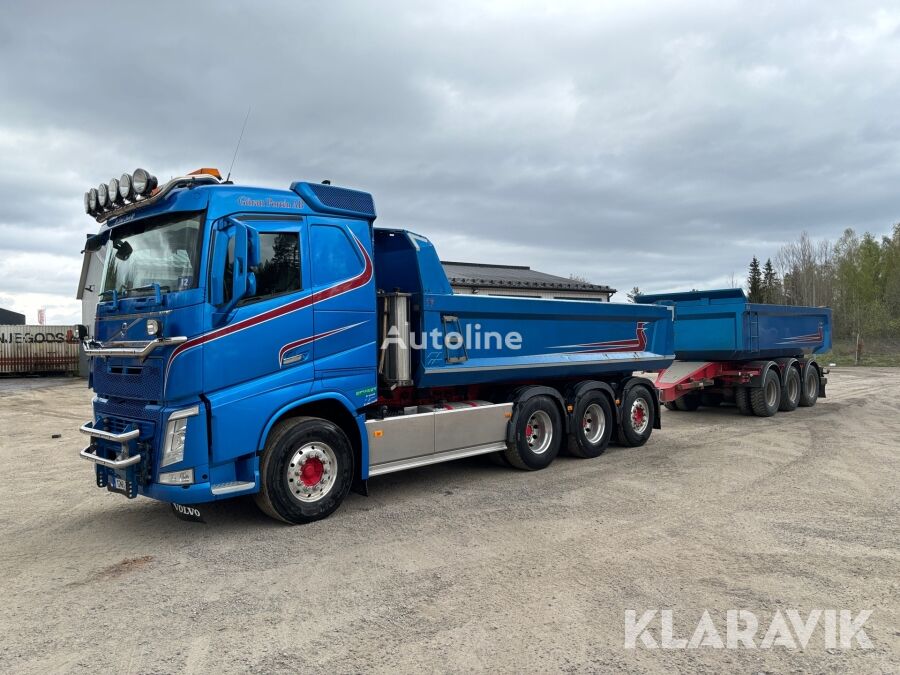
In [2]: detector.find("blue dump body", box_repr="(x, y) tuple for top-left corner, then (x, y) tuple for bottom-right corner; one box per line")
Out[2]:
(637, 288), (832, 361)
(374, 229), (675, 388)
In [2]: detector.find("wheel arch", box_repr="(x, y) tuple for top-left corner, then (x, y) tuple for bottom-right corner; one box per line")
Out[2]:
(505, 385), (568, 445)
(565, 380), (618, 430)
(259, 393), (365, 480)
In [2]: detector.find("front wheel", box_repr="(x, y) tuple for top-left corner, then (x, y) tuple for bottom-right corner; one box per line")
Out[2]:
(255, 417), (354, 524)
(617, 386), (655, 447)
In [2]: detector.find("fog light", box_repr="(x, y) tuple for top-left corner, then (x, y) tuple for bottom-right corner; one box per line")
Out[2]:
(146, 319), (161, 337)
(158, 469), (194, 485)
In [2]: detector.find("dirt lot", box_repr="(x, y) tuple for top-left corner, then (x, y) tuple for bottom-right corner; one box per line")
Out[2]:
(0, 369), (897, 673)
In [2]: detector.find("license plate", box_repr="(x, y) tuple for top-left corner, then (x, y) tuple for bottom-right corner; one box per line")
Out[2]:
(114, 476), (126, 491)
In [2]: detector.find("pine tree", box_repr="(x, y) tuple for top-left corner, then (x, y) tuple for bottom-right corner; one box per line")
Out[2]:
(761, 258), (781, 303)
(747, 256), (762, 302)
(626, 286), (641, 303)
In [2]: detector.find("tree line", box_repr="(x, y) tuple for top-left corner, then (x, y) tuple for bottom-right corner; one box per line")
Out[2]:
(746, 224), (900, 339)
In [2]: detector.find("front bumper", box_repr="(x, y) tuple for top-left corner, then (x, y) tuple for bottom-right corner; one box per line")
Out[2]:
(80, 407), (258, 505)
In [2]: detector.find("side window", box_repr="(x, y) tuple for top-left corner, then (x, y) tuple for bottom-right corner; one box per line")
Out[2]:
(246, 232), (301, 302)
(310, 224), (363, 287)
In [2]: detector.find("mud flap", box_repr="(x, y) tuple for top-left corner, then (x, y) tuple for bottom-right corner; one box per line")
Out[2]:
(171, 503), (205, 523)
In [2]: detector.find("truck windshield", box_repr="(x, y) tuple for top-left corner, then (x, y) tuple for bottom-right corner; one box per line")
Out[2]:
(101, 211), (204, 297)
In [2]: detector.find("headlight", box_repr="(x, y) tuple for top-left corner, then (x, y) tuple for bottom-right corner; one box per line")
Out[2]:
(119, 172), (133, 201)
(108, 178), (120, 205)
(132, 168), (157, 196)
(97, 183), (109, 209)
(146, 319), (161, 336)
(160, 405), (199, 468)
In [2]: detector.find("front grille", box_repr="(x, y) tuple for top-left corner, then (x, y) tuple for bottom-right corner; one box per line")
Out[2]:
(92, 358), (164, 401)
(94, 397), (160, 443)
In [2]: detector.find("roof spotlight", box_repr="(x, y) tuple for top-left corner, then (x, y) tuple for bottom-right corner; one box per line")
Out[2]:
(88, 188), (98, 212)
(119, 172), (133, 201)
(108, 178), (120, 205)
(97, 183), (109, 209)
(132, 168), (157, 197)
(84, 192), (91, 214)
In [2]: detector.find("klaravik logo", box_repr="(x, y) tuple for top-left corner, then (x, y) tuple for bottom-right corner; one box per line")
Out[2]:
(624, 609), (873, 650)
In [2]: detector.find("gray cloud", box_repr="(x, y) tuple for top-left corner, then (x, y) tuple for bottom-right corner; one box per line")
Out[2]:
(1, 1), (899, 322)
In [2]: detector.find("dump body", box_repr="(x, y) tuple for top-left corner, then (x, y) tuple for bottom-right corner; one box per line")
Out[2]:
(374, 229), (675, 389)
(636, 288), (831, 360)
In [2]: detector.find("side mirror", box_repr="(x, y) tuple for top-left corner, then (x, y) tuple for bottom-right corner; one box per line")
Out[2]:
(211, 218), (257, 320)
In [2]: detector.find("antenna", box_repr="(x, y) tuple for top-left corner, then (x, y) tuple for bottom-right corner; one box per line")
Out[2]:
(225, 105), (252, 183)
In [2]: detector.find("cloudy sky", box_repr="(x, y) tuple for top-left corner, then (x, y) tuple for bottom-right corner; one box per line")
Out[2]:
(1, 1), (899, 324)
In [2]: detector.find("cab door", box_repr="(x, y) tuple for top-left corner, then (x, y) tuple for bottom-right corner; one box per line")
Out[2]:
(204, 215), (313, 392)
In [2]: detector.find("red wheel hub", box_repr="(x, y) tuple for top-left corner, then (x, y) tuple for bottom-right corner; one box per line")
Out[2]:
(299, 457), (325, 487)
(632, 406), (645, 427)
(525, 424), (533, 437)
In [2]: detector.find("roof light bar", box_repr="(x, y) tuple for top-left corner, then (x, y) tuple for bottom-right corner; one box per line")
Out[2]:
(82, 167), (221, 222)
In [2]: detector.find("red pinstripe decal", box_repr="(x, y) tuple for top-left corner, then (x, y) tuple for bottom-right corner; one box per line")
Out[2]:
(553, 322), (648, 354)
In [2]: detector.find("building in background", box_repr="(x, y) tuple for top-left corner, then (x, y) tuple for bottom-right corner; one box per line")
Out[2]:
(0, 307), (26, 325)
(441, 261), (616, 302)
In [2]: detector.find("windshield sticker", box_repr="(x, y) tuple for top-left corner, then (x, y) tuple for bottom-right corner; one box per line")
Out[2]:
(237, 196), (303, 209)
(177, 276), (192, 291)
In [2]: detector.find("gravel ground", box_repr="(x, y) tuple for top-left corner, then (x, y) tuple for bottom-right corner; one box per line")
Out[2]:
(0, 368), (897, 673)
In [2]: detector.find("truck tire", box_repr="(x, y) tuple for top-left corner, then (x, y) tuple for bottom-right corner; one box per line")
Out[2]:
(663, 401), (678, 411)
(616, 385), (655, 447)
(675, 394), (700, 411)
(567, 392), (613, 459)
(779, 367), (801, 412)
(750, 370), (781, 417)
(799, 365), (819, 407)
(254, 416), (354, 524)
(734, 388), (753, 415)
(505, 396), (562, 470)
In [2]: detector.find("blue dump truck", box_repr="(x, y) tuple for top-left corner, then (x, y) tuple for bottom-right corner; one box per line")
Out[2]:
(637, 289), (831, 417)
(77, 168), (675, 523)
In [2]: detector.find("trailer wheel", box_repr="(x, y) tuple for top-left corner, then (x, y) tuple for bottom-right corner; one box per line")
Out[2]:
(675, 394), (701, 411)
(799, 365), (819, 407)
(750, 369), (781, 417)
(254, 416), (354, 524)
(505, 396), (562, 470)
(779, 367), (801, 412)
(734, 388), (753, 415)
(568, 392), (613, 458)
(663, 401), (678, 411)
(616, 386), (655, 447)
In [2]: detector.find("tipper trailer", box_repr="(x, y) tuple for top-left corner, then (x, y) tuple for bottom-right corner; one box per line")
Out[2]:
(76, 168), (675, 523)
(637, 289), (831, 417)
